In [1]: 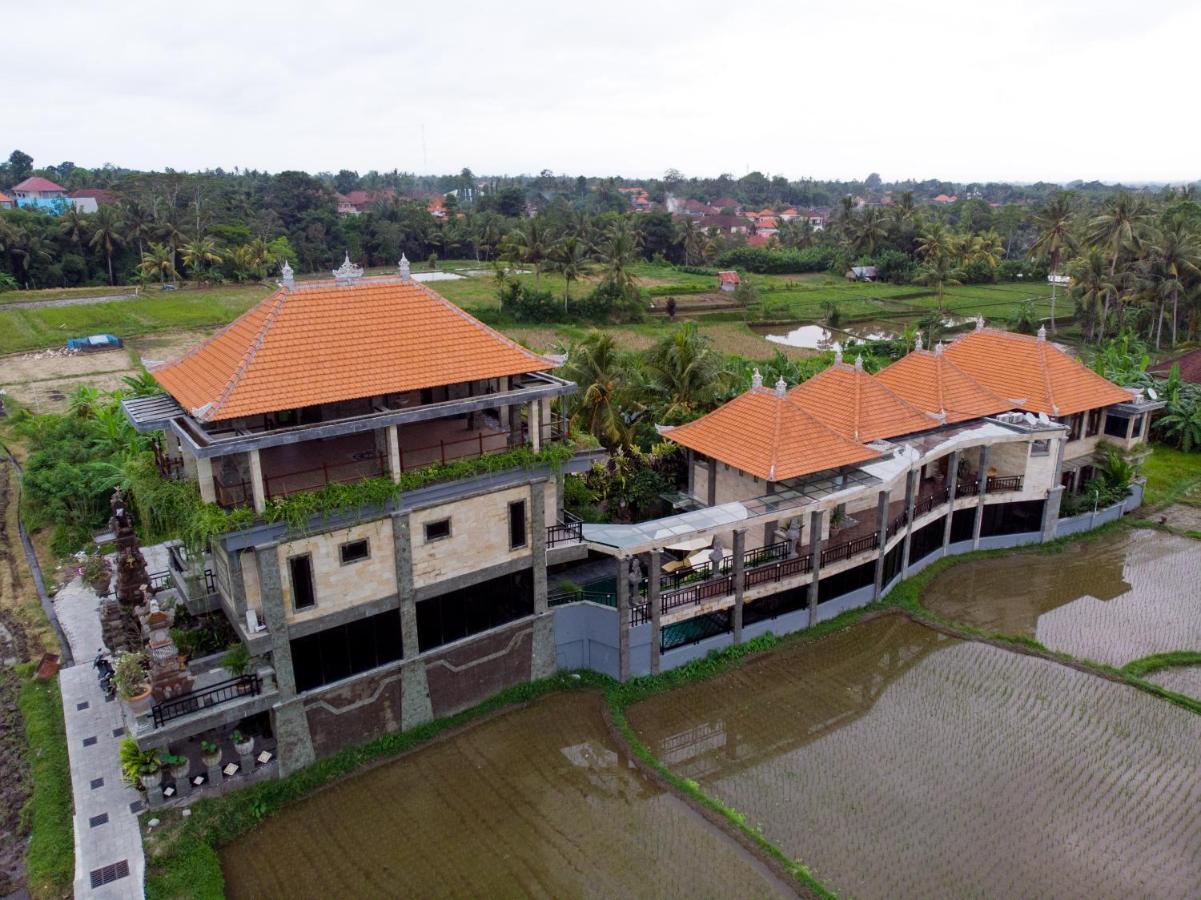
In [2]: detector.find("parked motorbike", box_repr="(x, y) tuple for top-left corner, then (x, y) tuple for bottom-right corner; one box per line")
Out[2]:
(93, 650), (115, 700)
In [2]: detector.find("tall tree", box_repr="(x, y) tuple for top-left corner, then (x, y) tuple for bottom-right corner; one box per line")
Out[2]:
(180, 235), (222, 280)
(89, 205), (125, 285)
(138, 243), (179, 285)
(1029, 191), (1077, 333)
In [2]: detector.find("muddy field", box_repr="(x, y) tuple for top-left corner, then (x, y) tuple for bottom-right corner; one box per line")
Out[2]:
(628, 616), (1201, 899)
(922, 527), (1201, 666)
(221, 691), (792, 899)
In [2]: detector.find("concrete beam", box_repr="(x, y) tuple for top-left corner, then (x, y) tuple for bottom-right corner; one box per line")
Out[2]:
(196, 456), (217, 504)
(387, 425), (401, 484)
(616, 557), (630, 682)
(901, 468), (918, 571)
(531, 480), (548, 615)
(872, 489), (890, 599)
(392, 512), (420, 660)
(973, 444), (990, 549)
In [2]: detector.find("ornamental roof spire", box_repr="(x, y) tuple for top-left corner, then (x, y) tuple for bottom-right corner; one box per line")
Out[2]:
(332, 252), (363, 285)
(751, 368), (763, 390)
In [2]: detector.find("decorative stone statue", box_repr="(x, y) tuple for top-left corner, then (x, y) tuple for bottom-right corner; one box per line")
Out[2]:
(786, 518), (801, 557)
(110, 489), (149, 607)
(709, 537), (724, 574)
(627, 557), (643, 595)
(147, 602), (191, 703)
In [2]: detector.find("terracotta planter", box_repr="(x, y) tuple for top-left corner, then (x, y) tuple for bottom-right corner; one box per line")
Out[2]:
(124, 686), (153, 716)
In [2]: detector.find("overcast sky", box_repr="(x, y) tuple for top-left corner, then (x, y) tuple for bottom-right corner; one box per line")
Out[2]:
(3, 0), (1195, 184)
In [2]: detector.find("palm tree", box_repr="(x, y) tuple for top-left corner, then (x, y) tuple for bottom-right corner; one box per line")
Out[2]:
(139, 242), (179, 285)
(59, 205), (91, 260)
(507, 219), (553, 286)
(1029, 192), (1077, 333)
(1088, 193), (1154, 279)
(89, 205), (125, 285)
(120, 199), (152, 258)
(643, 323), (729, 422)
(561, 332), (639, 447)
(1143, 220), (1201, 348)
(548, 234), (591, 306)
(180, 236), (222, 280)
(914, 223), (960, 310)
(850, 208), (889, 256)
(593, 217), (642, 297)
(1067, 248), (1117, 341)
(676, 218), (702, 265)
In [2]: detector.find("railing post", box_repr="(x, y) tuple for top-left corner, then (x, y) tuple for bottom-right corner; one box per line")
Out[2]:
(479, 432), (484, 458)
(649, 549), (662, 674)
(733, 529), (745, 646)
(440, 440), (446, 464)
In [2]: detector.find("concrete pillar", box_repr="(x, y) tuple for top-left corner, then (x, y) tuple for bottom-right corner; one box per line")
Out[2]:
(1041, 485), (1064, 541)
(649, 549), (662, 674)
(872, 489), (890, 599)
(616, 557), (630, 682)
(531, 481), (548, 615)
(732, 529), (745, 644)
(973, 445), (990, 549)
(507, 404), (521, 446)
(707, 458), (717, 506)
(942, 449), (961, 549)
(806, 509), (824, 626)
(196, 456), (217, 504)
(387, 425), (402, 484)
(391, 512), (432, 729)
(901, 469), (918, 571)
(248, 449), (267, 514)
(687, 450), (695, 498)
(529, 401), (541, 451)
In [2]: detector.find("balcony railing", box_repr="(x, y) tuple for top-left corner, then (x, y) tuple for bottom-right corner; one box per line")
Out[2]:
(167, 544), (217, 595)
(150, 672), (262, 728)
(914, 486), (950, 518)
(820, 531), (880, 567)
(546, 510), (583, 548)
(956, 478), (981, 497)
(986, 474), (1023, 494)
(888, 508), (909, 537)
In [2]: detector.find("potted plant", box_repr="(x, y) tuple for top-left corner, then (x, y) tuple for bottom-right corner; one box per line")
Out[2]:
(161, 751), (190, 785)
(200, 739), (222, 769)
(81, 553), (112, 595)
(114, 651), (153, 715)
(231, 729), (254, 758)
(119, 739), (161, 791)
(223, 643), (251, 678)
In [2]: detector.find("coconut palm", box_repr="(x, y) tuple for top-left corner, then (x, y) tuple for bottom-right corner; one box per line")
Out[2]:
(507, 219), (553, 286)
(89, 205), (125, 285)
(561, 331), (639, 448)
(59, 205), (91, 260)
(120, 199), (152, 258)
(593, 217), (642, 296)
(1143, 220), (1201, 348)
(676, 217), (703, 265)
(850, 208), (889, 256)
(643, 323), (730, 423)
(548, 234), (591, 306)
(1087, 193), (1154, 278)
(1067, 248), (1117, 341)
(138, 243), (178, 285)
(1029, 192), (1077, 333)
(914, 223), (961, 311)
(180, 236), (222, 280)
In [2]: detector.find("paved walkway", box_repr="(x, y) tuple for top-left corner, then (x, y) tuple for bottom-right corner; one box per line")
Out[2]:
(0, 291), (137, 311)
(54, 578), (146, 899)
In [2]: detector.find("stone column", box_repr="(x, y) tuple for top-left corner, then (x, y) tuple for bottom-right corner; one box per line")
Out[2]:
(616, 556), (630, 682)
(529, 401), (541, 451)
(707, 458), (717, 506)
(942, 449), (961, 549)
(530, 480), (555, 680)
(1041, 485), (1064, 541)
(732, 529), (745, 644)
(806, 509), (824, 626)
(248, 449), (267, 514)
(257, 543), (315, 776)
(972, 445), (990, 549)
(196, 456), (217, 504)
(387, 425), (402, 484)
(392, 512), (432, 729)
(508, 404), (522, 447)
(687, 450), (695, 499)
(649, 549), (662, 674)
(872, 489), (890, 599)
(901, 468), (918, 571)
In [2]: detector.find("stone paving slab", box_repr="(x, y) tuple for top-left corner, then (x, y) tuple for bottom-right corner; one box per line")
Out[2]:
(54, 577), (146, 899)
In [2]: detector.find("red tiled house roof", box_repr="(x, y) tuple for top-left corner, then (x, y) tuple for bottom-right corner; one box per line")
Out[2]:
(876, 346), (1013, 422)
(152, 277), (551, 422)
(788, 361), (938, 442)
(1148, 348), (1201, 384)
(12, 176), (65, 193)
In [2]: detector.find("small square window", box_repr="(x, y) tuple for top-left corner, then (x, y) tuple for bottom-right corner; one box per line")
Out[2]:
(424, 519), (452, 542)
(339, 539), (370, 565)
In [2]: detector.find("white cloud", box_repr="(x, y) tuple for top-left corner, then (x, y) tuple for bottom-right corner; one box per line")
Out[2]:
(1, 0), (1195, 182)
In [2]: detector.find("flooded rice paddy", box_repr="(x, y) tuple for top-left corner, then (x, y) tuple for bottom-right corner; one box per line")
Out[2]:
(922, 528), (1201, 666)
(220, 691), (792, 899)
(1148, 666), (1201, 699)
(628, 616), (1201, 898)
(757, 316), (970, 349)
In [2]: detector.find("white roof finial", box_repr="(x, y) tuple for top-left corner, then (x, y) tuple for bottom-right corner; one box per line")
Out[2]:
(751, 368), (763, 390)
(332, 252), (364, 285)
(975, 314), (985, 331)
(1037, 323), (1047, 342)
(834, 346), (843, 365)
(854, 354), (864, 371)
(775, 376), (787, 397)
(934, 340), (944, 356)
(399, 253), (411, 282)
(280, 258), (294, 289)
(914, 332), (923, 352)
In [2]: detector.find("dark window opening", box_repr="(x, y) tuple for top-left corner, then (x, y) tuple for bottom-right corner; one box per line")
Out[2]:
(1133, 414), (1145, 438)
(1103, 414), (1129, 438)
(1086, 409), (1102, 437)
(910, 517), (945, 564)
(340, 539), (370, 565)
(661, 611), (732, 652)
(289, 609), (404, 693)
(1067, 414), (1083, 441)
(880, 543), (903, 586)
(950, 508), (975, 544)
(509, 500), (527, 549)
(818, 560), (875, 603)
(289, 555), (315, 610)
(742, 583), (809, 628)
(424, 519), (452, 542)
(416, 570), (535, 652)
(981, 500), (1045, 537)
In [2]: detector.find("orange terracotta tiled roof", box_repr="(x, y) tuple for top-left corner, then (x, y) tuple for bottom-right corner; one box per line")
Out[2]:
(717, 270), (741, 284)
(944, 328), (1131, 416)
(876, 345), (1014, 423)
(665, 384), (880, 481)
(788, 360), (938, 442)
(152, 276), (552, 422)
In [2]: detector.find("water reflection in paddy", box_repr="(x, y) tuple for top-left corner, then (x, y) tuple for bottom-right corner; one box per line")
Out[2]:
(759, 316), (972, 350)
(922, 528), (1201, 666)
(628, 616), (1201, 899)
(221, 691), (792, 899)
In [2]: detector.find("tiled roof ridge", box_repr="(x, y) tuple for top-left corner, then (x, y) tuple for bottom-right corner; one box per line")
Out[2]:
(767, 389), (784, 481)
(906, 346), (1012, 414)
(409, 278), (552, 369)
(147, 285), (283, 376)
(834, 360), (941, 425)
(205, 288), (291, 421)
(1035, 339), (1059, 416)
(774, 387), (881, 451)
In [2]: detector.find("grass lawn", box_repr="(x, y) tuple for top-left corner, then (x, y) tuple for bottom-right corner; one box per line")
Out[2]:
(0, 285), (272, 355)
(0, 285), (135, 305)
(1141, 443), (1201, 508)
(17, 666), (73, 900)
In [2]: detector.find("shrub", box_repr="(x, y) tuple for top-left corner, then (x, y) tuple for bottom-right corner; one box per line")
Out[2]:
(120, 738), (161, 786)
(113, 651), (149, 699)
(223, 644), (251, 677)
(714, 245), (838, 274)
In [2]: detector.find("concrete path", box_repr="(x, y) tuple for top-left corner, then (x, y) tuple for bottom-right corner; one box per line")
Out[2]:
(54, 579), (146, 899)
(0, 292), (137, 311)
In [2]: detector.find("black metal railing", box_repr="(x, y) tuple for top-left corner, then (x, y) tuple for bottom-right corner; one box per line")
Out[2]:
(986, 475), (1023, 494)
(148, 570), (171, 592)
(546, 511), (584, 548)
(821, 532), (880, 567)
(150, 673), (262, 728)
(913, 487), (950, 519)
(548, 589), (616, 609)
(957, 478), (981, 497)
(888, 509), (909, 537)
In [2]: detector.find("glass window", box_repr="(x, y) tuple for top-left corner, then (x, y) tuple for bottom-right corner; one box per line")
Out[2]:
(339, 539), (370, 565)
(424, 519), (452, 542)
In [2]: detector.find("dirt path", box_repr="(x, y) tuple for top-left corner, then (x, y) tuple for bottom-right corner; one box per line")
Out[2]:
(0, 292), (138, 311)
